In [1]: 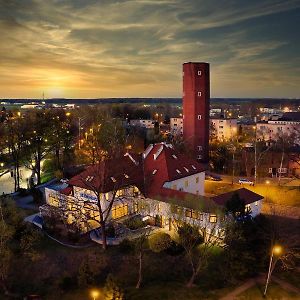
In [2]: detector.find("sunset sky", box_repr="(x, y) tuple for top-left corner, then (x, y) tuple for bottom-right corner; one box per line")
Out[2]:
(0, 0), (299, 99)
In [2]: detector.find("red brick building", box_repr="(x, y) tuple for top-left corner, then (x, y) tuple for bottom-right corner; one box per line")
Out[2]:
(183, 62), (210, 163)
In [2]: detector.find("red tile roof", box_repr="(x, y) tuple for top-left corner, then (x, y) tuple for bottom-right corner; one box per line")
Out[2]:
(143, 143), (206, 197)
(211, 188), (264, 206)
(68, 153), (144, 193)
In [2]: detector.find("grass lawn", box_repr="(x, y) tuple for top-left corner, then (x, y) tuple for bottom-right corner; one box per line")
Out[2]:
(205, 181), (300, 207)
(237, 282), (299, 300)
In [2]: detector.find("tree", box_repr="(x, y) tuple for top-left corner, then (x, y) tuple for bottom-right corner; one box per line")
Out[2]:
(225, 193), (247, 219)
(134, 227), (152, 289)
(103, 274), (124, 300)
(0, 198), (14, 295)
(2, 113), (28, 191)
(25, 111), (53, 185)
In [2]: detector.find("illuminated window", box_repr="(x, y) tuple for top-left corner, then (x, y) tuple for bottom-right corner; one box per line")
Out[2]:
(198, 70), (202, 76)
(196, 177), (199, 183)
(152, 169), (157, 175)
(198, 115), (202, 120)
(184, 167), (189, 172)
(185, 209), (192, 218)
(192, 165), (196, 170)
(198, 91), (202, 97)
(255, 201), (258, 206)
(172, 154), (178, 159)
(209, 214), (217, 223)
(134, 202), (138, 213)
(176, 169), (181, 174)
(172, 184), (177, 190)
(112, 203), (128, 219)
(110, 177), (117, 183)
(124, 173), (129, 179)
(185, 180), (188, 187)
(197, 155), (202, 160)
(198, 145), (202, 151)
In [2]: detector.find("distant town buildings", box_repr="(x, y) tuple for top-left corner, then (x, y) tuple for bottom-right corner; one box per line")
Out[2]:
(257, 112), (300, 145)
(211, 118), (238, 141)
(129, 119), (155, 129)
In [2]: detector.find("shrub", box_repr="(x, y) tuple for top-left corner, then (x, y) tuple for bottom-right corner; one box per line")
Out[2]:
(149, 232), (172, 253)
(31, 188), (44, 204)
(124, 216), (145, 230)
(165, 240), (184, 256)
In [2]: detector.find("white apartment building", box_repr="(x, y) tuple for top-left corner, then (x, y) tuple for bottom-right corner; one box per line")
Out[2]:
(257, 120), (300, 144)
(130, 119), (155, 129)
(211, 118), (238, 141)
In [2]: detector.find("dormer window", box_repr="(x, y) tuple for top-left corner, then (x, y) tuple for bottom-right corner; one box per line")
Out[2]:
(152, 169), (157, 175)
(86, 176), (94, 182)
(110, 177), (117, 183)
(184, 167), (189, 172)
(172, 154), (178, 159)
(192, 165), (196, 170)
(176, 169), (181, 174)
(124, 174), (129, 179)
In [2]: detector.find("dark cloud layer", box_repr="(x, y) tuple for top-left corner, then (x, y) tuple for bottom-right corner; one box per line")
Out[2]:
(0, 0), (299, 98)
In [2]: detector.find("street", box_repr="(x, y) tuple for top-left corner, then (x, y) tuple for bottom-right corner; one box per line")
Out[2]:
(0, 166), (33, 194)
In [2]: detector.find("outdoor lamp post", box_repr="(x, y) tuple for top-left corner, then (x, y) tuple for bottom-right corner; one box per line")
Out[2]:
(263, 245), (282, 296)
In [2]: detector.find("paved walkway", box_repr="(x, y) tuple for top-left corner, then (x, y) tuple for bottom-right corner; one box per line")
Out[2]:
(220, 274), (300, 300)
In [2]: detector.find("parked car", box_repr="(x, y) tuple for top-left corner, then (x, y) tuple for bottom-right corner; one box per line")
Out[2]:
(60, 178), (69, 184)
(238, 178), (254, 186)
(205, 174), (222, 181)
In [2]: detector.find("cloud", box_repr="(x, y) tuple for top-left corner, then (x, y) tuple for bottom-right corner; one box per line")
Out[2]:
(0, 0), (299, 98)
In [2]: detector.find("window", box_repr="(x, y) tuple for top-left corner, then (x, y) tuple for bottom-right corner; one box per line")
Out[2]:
(185, 209), (192, 218)
(124, 173), (129, 179)
(185, 180), (188, 187)
(196, 177), (199, 183)
(209, 214), (217, 223)
(172, 154), (178, 159)
(255, 201), (258, 206)
(172, 184), (177, 190)
(185, 209), (200, 220)
(197, 155), (202, 160)
(152, 169), (158, 175)
(112, 203), (128, 219)
(198, 115), (202, 120)
(198, 145), (202, 151)
(176, 169), (181, 174)
(134, 202), (138, 213)
(192, 165), (196, 170)
(198, 70), (202, 76)
(198, 91), (202, 97)
(184, 167), (189, 172)
(85, 175), (94, 182)
(110, 177), (116, 183)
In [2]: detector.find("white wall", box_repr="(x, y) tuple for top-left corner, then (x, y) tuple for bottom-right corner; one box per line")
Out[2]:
(211, 118), (238, 141)
(163, 172), (205, 196)
(170, 117), (183, 135)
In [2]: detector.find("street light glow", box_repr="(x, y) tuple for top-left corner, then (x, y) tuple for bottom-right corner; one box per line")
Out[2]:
(273, 245), (282, 256)
(90, 289), (100, 300)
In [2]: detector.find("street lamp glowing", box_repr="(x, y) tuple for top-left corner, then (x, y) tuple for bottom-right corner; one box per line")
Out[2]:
(90, 289), (100, 300)
(65, 112), (71, 117)
(273, 245), (282, 256)
(17, 111), (21, 117)
(266, 180), (270, 185)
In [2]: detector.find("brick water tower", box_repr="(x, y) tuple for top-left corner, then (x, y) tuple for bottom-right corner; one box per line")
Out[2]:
(183, 62), (210, 163)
